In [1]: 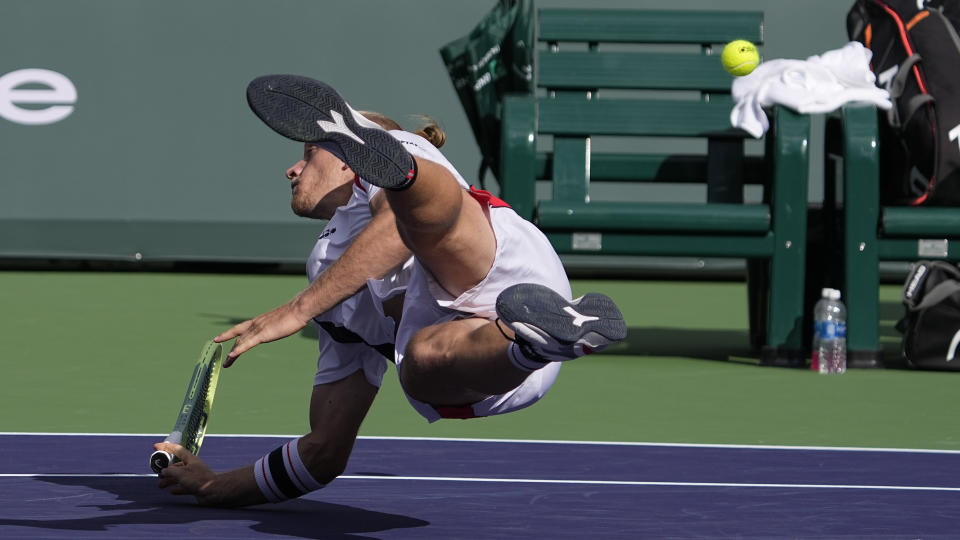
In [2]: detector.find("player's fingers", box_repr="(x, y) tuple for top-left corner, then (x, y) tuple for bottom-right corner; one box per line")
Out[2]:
(223, 347), (238, 368)
(157, 462), (183, 486)
(224, 325), (268, 367)
(169, 445), (196, 464)
(158, 472), (192, 495)
(157, 471), (179, 488)
(153, 441), (185, 455)
(215, 319), (253, 344)
(154, 442), (195, 464)
(224, 338), (252, 367)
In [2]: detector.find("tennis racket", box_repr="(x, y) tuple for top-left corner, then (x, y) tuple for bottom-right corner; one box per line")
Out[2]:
(149, 340), (223, 474)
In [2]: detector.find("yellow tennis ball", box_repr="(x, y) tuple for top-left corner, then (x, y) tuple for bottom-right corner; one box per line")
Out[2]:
(721, 40), (759, 76)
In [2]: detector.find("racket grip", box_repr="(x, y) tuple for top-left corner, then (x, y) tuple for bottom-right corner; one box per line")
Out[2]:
(149, 450), (175, 474)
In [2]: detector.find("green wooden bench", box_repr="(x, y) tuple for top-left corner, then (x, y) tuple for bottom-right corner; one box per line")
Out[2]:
(827, 104), (960, 366)
(499, 8), (812, 364)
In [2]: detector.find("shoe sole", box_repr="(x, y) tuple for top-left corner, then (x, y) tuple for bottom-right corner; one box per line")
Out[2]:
(496, 283), (627, 350)
(246, 74), (416, 189)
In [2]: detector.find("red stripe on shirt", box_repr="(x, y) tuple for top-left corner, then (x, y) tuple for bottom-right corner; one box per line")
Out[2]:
(468, 186), (511, 208)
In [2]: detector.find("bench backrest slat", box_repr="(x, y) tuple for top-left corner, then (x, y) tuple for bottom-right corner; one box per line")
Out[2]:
(539, 51), (733, 91)
(539, 9), (764, 44)
(538, 99), (736, 137)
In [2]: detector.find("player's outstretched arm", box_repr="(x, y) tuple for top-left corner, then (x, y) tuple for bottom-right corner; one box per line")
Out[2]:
(155, 443), (265, 507)
(215, 192), (409, 366)
(156, 370), (377, 507)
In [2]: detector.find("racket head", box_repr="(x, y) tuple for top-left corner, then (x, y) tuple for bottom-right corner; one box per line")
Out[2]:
(150, 340), (223, 473)
(181, 340), (223, 455)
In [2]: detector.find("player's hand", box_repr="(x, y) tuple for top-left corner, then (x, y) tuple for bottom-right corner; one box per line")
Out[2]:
(155, 442), (217, 504)
(214, 301), (309, 367)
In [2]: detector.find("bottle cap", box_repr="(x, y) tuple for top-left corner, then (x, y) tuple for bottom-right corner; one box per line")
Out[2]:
(821, 288), (842, 300)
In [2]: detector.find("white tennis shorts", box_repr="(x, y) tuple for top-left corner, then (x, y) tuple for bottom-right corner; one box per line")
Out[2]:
(395, 193), (571, 422)
(311, 281), (401, 389)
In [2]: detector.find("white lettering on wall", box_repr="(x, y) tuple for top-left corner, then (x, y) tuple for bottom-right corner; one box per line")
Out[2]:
(0, 69), (77, 125)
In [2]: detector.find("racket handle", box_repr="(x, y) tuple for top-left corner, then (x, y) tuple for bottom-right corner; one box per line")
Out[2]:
(149, 450), (175, 474)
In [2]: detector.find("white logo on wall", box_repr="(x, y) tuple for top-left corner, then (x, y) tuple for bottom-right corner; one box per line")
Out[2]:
(0, 69), (77, 125)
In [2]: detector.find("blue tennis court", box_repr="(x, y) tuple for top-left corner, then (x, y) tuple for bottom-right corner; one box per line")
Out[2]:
(2, 433), (958, 538)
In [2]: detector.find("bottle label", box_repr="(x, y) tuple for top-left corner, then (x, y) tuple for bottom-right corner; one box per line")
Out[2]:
(815, 320), (847, 339)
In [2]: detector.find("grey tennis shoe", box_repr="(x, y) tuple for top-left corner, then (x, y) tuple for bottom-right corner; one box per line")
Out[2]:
(246, 74), (417, 190)
(496, 283), (627, 363)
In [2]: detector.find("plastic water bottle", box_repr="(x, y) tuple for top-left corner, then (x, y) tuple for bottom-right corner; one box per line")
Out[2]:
(812, 288), (847, 374)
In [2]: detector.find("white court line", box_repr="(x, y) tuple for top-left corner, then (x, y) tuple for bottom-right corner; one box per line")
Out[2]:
(339, 476), (960, 492)
(3, 473), (960, 493)
(3, 432), (960, 455)
(2, 474), (150, 478)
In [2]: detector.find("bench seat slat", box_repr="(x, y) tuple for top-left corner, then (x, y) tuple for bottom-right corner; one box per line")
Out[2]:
(545, 231), (775, 257)
(878, 239), (960, 259)
(882, 207), (960, 237)
(539, 9), (764, 44)
(537, 201), (771, 233)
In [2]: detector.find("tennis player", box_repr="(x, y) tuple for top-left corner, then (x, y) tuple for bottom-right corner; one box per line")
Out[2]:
(155, 75), (625, 507)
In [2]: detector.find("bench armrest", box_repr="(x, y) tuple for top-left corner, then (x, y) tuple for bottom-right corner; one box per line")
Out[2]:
(500, 94), (537, 220)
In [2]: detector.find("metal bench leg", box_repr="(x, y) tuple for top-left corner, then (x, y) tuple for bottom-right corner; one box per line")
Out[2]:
(842, 106), (882, 367)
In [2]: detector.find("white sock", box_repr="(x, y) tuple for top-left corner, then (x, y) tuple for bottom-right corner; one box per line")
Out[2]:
(507, 342), (548, 372)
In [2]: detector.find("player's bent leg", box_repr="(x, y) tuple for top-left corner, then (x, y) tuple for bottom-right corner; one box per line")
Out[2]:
(497, 283), (628, 371)
(388, 157), (466, 238)
(396, 184), (498, 298)
(399, 317), (529, 405)
(253, 370), (377, 503)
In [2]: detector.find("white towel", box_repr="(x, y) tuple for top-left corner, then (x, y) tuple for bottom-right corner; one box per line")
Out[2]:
(730, 41), (893, 138)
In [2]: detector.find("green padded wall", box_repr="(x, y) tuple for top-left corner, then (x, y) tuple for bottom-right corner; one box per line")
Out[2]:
(0, 0), (850, 263)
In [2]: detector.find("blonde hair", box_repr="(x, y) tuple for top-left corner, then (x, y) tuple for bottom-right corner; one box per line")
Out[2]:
(359, 110), (446, 149)
(412, 115), (447, 149)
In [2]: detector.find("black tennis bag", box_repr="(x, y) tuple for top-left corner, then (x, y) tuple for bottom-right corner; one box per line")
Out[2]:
(896, 260), (960, 370)
(847, 0), (960, 206)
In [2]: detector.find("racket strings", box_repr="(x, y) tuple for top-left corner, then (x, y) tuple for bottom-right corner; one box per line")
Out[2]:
(182, 369), (214, 454)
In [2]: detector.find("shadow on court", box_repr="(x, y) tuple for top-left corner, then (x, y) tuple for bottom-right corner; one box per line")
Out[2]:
(212, 300), (909, 367)
(612, 327), (755, 362)
(206, 298), (912, 366)
(609, 299), (908, 366)
(1, 476), (428, 540)
(208, 312), (755, 363)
